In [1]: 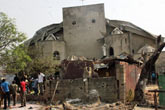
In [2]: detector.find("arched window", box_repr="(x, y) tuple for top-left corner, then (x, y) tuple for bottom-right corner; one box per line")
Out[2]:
(109, 47), (114, 56)
(53, 51), (60, 60)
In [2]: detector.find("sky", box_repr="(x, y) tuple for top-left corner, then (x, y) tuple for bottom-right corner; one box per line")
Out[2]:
(0, 0), (165, 39)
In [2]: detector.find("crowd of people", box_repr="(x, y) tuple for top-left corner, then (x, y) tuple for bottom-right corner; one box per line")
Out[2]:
(0, 71), (45, 109)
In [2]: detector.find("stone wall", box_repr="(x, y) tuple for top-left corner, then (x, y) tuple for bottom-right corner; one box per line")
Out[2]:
(45, 77), (118, 103)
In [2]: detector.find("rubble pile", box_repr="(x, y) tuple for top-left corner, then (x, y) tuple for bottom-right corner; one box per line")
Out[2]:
(48, 101), (133, 110)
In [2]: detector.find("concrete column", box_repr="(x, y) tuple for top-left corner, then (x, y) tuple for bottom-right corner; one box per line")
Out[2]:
(116, 62), (126, 103)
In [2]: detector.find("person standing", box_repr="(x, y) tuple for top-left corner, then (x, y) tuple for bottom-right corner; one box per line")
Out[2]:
(151, 71), (156, 84)
(32, 78), (38, 95)
(1, 78), (10, 109)
(10, 81), (18, 106)
(20, 78), (26, 107)
(38, 72), (45, 95)
(0, 78), (4, 108)
(14, 74), (20, 87)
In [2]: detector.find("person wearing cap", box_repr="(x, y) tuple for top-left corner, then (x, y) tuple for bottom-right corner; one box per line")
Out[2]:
(1, 78), (10, 109)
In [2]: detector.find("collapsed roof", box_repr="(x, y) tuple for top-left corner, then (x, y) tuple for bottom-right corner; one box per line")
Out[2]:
(27, 19), (157, 46)
(29, 23), (63, 46)
(138, 44), (155, 54)
(106, 19), (157, 39)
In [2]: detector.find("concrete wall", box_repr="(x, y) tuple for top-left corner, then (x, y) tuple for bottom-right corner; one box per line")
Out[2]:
(27, 61), (141, 104)
(46, 77), (118, 103)
(131, 33), (156, 54)
(116, 62), (125, 103)
(37, 40), (66, 60)
(105, 32), (156, 60)
(105, 33), (130, 56)
(63, 4), (106, 59)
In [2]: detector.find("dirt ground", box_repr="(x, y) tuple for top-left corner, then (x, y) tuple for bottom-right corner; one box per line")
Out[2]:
(134, 106), (156, 110)
(0, 102), (45, 110)
(0, 84), (160, 110)
(134, 106), (165, 110)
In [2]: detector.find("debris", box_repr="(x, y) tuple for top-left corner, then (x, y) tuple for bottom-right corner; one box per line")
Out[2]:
(48, 101), (133, 110)
(28, 106), (33, 109)
(66, 98), (81, 104)
(87, 89), (100, 104)
(134, 42), (165, 103)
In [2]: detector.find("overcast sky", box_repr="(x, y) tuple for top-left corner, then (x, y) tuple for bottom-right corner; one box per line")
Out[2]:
(0, 0), (165, 39)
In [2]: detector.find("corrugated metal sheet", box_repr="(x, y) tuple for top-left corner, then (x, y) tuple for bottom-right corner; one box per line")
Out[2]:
(121, 62), (141, 101)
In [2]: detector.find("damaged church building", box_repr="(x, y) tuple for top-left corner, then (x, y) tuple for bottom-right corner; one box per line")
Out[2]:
(26, 4), (164, 103)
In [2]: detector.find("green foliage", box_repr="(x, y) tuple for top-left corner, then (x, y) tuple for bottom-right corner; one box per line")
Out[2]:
(26, 47), (60, 75)
(0, 12), (31, 74)
(0, 12), (59, 75)
(28, 57), (59, 75)
(5, 44), (32, 73)
(0, 12), (26, 53)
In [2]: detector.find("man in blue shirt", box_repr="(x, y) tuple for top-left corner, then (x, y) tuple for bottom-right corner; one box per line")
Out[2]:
(1, 78), (10, 109)
(152, 72), (156, 84)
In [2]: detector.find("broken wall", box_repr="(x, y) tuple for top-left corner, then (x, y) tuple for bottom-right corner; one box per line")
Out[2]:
(46, 77), (118, 103)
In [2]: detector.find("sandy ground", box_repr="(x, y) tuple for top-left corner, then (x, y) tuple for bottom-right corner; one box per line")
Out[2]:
(134, 106), (165, 110)
(0, 85), (160, 110)
(0, 102), (45, 110)
(134, 106), (155, 110)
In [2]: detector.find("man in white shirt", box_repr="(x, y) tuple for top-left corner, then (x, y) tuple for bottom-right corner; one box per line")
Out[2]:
(38, 72), (45, 95)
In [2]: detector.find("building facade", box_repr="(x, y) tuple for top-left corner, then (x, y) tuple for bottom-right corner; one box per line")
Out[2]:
(27, 4), (161, 61)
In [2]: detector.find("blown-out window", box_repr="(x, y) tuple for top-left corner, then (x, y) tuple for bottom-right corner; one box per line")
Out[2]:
(53, 51), (60, 60)
(109, 47), (114, 56)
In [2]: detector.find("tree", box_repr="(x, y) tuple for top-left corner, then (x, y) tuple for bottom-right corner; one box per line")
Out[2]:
(26, 46), (60, 75)
(0, 12), (30, 74)
(134, 42), (165, 103)
(3, 44), (32, 74)
(0, 12), (26, 54)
